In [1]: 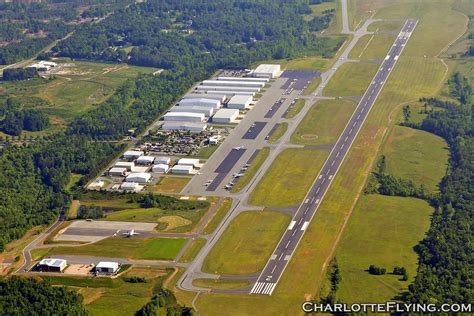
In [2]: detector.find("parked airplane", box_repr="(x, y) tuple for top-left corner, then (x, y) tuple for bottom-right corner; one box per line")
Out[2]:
(122, 229), (140, 237)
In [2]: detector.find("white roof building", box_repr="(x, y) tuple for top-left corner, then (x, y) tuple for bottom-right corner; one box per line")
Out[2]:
(38, 258), (67, 271)
(136, 156), (155, 165)
(196, 86), (260, 93)
(182, 94), (226, 103)
(109, 167), (127, 176)
(123, 150), (144, 159)
(197, 90), (255, 96)
(202, 80), (265, 88)
(28, 60), (58, 71)
(120, 182), (143, 191)
(125, 172), (151, 183)
(253, 64), (281, 78)
(163, 112), (205, 122)
(96, 261), (119, 273)
(155, 157), (171, 165)
(161, 122), (207, 132)
(217, 76), (269, 82)
(152, 164), (170, 173)
(178, 158), (200, 167)
(212, 108), (239, 123)
(226, 95), (253, 109)
(179, 98), (221, 109)
(171, 164), (194, 174)
(115, 161), (134, 171)
(89, 180), (105, 189)
(170, 105), (214, 117)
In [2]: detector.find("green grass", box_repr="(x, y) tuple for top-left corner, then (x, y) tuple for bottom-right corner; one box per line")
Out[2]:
(336, 195), (433, 303)
(285, 99), (305, 119)
(291, 99), (357, 146)
(249, 148), (328, 208)
(179, 238), (206, 263)
(381, 125), (449, 192)
(147, 176), (191, 194)
(188, 146), (219, 159)
(349, 34), (396, 60)
(252, 54), (335, 72)
(42, 237), (188, 261)
(201, 198), (233, 235)
(303, 76), (322, 96)
(323, 62), (380, 97)
(230, 148), (270, 193)
(193, 279), (250, 290)
(42, 276), (120, 288)
(203, 211), (290, 275)
(268, 123), (288, 144)
(367, 20), (403, 32)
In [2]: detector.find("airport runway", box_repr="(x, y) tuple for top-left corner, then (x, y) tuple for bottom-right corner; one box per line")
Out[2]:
(250, 19), (417, 296)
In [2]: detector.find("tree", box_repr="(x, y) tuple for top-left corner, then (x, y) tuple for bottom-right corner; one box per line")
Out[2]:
(403, 104), (411, 122)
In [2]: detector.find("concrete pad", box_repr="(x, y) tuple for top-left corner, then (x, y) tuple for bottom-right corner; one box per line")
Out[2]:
(68, 220), (157, 231)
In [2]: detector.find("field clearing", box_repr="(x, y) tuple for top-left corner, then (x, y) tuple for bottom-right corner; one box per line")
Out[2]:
(336, 195), (433, 303)
(249, 148), (328, 208)
(349, 34), (397, 60)
(193, 279), (250, 290)
(201, 198), (233, 234)
(268, 123), (288, 143)
(230, 148), (270, 193)
(381, 125), (449, 192)
(190, 1), (466, 314)
(147, 176), (191, 194)
(203, 211), (290, 275)
(323, 62), (379, 97)
(179, 238), (206, 263)
(291, 99), (357, 146)
(41, 237), (188, 261)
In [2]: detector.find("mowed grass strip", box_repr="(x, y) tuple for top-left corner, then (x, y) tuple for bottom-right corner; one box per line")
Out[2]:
(303, 76), (322, 96)
(230, 148), (270, 193)
(349, 34), (396, 60)
(201, 198), (233, 235)
(381, 125), (449, 192)
(285, 99), (305, 119)
(336, 195), (433, 303)
(249, 148), (328, 208)
(203, 211), (290, 275)
(367, 20), (403, 32)
(148, 176), (191, 194)
(179, 238), (206, 263)
(291, 99), (357, 146)
(268, 123), (288, 143)
(323, 62), (379, 97)
(193, 279), (251, 290)
(45, 237), (188, 261)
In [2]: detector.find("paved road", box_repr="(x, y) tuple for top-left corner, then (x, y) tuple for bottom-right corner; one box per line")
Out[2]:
(250, 19), (417, 296)
(341, 0), (352, 34)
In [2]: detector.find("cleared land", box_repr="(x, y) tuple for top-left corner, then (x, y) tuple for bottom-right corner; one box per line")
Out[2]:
(193, 279), (250, 290)
(323, 62), (379, 97)
(40, 237), (188, 261)
(349, 34), (397, 60)
(179, 238), (207, 263)
(203, 211), (290, 275)
(381, 125), (449, 192)
(335, 195), (433, 303)
(291, 99), (357, 146)
(147, 177), (191, 194)
(230, 148), (270, 193)
(201, 198), (233, 234)
(268, 123), (288, 143)
(249, 148), (328, 208)
(190, 1), (466, 314)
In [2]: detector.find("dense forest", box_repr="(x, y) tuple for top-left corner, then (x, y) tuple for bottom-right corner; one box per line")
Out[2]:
(0, 99), (50, 135)
(0, 277), (88, 315)
(403, 74), (473, 303)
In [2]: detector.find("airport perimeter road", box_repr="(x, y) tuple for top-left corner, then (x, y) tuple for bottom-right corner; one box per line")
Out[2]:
(250, 19), (418, 296)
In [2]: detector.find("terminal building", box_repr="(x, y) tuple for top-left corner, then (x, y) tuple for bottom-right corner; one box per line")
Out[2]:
(37, 258), (67, 272)
(161, 122), (207, 132)
(212, 108), (239, 123)
(226, 95), (252, 109)
(163, 112), (205, 122)
(252, 64), (281, 78)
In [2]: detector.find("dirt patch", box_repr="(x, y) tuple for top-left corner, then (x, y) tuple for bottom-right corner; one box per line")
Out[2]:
(158, 216), (192, 231)
(64, 263), (94, 276)
(300, 134), (319, 140)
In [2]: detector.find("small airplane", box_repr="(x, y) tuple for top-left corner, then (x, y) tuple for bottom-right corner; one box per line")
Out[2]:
(122, 229), (140, 237)
(233, 146), (244, 150)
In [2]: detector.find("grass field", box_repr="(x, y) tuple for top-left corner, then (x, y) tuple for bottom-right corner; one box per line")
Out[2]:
(42, 237), (188, 261)
(79, 193), (141, 210)
(203, 211), (290, 275)
(268, 123), (288, 143)
(201, 198), (233, 235)
(187, 1), (467, 314)
(303, 76), (322, 96)
(102, 206), (207, 233)
(291, 99), (357, 146)
(335, 195), (433, 303)
(193, 279), (250, 290)
(147, 176), (191, 194)
(349, 34), (396, 60)
(230, 148), (270, 193)
(381, 125), (449, 192)
(0, 59), (159, 131)
(323, 62), (380, 97)
(179, 238), (207, 263)
(249, 148), (328, 208)
(367, 20), (403, 32)
(285, 99), (305, 119)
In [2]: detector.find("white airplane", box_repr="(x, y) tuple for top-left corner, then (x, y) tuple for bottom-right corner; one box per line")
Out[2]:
(122, 229), (140, 237)
(233, 146), (244, 150)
